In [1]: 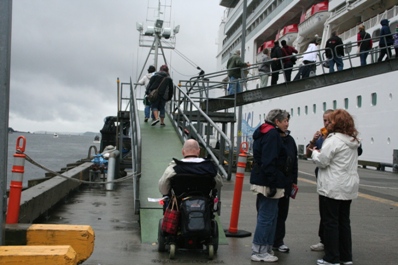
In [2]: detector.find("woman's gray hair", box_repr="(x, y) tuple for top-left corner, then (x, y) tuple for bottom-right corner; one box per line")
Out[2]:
(265, 109), (290, 124)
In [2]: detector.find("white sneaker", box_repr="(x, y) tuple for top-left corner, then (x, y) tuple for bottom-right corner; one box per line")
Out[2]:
(317, 259), (339, 265)
(310, 242), (324, 251)
(151, 118), (160, 126)
(275, 244), (289, 253)
(341, 262), (353, 265)
(251, 253), (278, 262)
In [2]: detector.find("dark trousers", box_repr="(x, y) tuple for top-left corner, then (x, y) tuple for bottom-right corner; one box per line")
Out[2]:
(271, 71), (280, 85)
(273, 195), (290, 247)
(320, 195), (353, 263)
(283, 61), (294, 82)
(301, 63), (315, 78)
(377, 46), (392, 62)
(318, 194), (325, 243)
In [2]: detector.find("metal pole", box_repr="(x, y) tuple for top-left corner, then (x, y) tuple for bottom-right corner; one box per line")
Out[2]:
(0, 0), (12, 245)
(236, 0), (247, 162)
(154, 34), (159, 69)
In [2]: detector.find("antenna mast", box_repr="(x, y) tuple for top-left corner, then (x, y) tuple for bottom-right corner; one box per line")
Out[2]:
(135, 0), (179, 69)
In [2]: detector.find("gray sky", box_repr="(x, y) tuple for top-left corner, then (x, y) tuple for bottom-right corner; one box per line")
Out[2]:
(9, 0), (224, 133)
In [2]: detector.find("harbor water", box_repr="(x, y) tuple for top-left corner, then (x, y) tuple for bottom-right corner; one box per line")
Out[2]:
(6, 133), (99, 188)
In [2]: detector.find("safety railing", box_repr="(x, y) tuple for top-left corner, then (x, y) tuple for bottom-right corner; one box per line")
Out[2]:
(124, 78), (142, 213)
(244, 32), (397, 89)
(172, 33), (397, 157)
(166, 75), (235, 180)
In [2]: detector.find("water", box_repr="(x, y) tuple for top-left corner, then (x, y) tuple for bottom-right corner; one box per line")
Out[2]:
(6, 133), (99, 188)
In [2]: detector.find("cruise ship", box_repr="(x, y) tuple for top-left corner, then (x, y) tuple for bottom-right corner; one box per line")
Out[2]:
(215, 0), (398, 166)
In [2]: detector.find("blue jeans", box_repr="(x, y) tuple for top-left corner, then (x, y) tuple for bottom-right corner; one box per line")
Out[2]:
(151, 99), (166, 117)
(329, 56), (343, 73)
(144, 105), (150, 119)
(360, 52), (369, 66)
(252, 193), (279, 247)
(227, 76), (242, 95)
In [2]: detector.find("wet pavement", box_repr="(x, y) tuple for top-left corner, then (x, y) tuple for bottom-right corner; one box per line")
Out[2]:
(45, 159), (398, 265)
(42, 113), (398, 264)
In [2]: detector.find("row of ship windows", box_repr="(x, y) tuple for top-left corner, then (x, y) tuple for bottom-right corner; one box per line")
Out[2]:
(290, 93), (381, 116)
(222, 0), (284, 60)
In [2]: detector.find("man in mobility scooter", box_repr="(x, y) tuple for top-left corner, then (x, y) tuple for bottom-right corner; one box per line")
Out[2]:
(157, 139), (223, 259)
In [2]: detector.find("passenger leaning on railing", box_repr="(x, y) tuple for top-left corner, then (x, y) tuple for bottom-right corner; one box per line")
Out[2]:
(281, 40), (298, 82)
(293, 37), (321, 81)
(258, 48), (272, 87)
(270, 41), (284, 85)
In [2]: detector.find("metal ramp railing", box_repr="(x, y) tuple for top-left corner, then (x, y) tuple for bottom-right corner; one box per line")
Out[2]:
(166, 70), (241, 180)
(119, 78), (142, 214)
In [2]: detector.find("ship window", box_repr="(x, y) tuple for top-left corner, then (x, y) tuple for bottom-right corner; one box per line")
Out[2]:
(323, 102), (327, 111)
(290, 108), (294, 117)
(333, 100), (337, 109)
(344, 98), (349, 109)
(371, 93), (377, 106)
(313, 104), (316, 114)
(305, 105), (308, 115)
(357, 95), (362, 108)
(297, 107), (301, 116)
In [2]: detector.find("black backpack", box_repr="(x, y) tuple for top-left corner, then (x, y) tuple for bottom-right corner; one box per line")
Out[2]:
(180, 196), (211, 236)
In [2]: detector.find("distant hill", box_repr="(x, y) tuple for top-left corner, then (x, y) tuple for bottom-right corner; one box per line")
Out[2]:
(8, 127), (31, 133)
(8, 128), (99, 136)
(83, 132), (100, 136)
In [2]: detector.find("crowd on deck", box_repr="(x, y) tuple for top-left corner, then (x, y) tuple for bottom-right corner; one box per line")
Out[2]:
(225, 19), (398, 94)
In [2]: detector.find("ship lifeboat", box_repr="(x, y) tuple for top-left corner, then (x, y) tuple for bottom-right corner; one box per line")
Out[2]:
(276, 24), (298, 46)
(257, 40), (274, 61)
(258, 40), (274, 52)
(298, 0), (329, 40)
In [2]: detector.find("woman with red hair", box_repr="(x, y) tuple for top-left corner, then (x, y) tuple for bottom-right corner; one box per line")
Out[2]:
(310, 109), (360, 265)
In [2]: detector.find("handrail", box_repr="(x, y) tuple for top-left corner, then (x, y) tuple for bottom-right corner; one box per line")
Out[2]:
(127, 78), (142, 214)
(167, 82), (234, 180)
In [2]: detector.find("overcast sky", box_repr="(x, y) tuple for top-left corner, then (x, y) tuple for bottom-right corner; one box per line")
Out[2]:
(9, 0), (224, 133)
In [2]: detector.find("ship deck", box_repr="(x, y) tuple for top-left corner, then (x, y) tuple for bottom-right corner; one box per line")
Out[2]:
(43, 111), (398, 265)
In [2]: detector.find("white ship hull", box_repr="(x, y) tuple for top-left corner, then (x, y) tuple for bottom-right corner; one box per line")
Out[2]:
(240, 71), (398, 164)
(217, 0), (398, 165)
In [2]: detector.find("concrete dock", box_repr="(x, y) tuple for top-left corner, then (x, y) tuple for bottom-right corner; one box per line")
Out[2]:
(43, 114), (398, 265)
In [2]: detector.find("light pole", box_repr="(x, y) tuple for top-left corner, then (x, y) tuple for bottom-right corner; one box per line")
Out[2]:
(0, 0), (12, 245)
(236, 0), (247, 161)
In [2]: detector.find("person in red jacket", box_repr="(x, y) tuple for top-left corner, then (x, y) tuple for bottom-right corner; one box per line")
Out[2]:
(281, 40), (298, 82)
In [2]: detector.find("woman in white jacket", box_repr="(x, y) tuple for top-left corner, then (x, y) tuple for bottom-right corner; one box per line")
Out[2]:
(310, 109), (360, 265)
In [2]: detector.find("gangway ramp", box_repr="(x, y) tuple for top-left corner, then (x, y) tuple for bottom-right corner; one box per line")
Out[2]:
(202, 59), (398, 111)
(139, 114), (182, 243)
(138, 113), (227, 245)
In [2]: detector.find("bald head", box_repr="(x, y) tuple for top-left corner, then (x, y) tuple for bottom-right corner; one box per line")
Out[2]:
(182, 139), (200, 158)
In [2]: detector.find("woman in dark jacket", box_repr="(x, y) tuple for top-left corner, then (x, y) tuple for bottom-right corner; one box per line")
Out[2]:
(250, 109), (289, 262)
(272, 114), (298, 253)
(146, 65), (174, 126)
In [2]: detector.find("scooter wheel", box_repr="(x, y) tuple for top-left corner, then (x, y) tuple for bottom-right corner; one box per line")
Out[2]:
(169, 244), (176, 259)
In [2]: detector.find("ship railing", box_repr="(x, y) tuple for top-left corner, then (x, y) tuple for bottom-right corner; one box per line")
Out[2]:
(167, 74), (235, 180)
(323, 31), (397, 71)
(246, 33), (396, 88)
